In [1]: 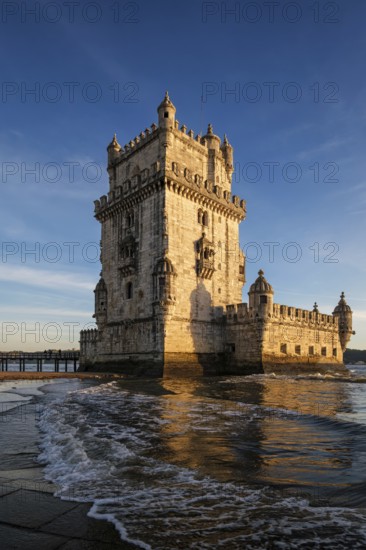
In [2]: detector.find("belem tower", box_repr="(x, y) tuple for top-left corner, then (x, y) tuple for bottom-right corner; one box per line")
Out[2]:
(80, 93), (354, 375)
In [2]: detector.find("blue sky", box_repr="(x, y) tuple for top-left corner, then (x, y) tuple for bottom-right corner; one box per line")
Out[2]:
(0, 0), (365, 351)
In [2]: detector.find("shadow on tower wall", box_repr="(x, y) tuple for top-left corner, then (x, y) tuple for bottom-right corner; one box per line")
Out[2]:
(186, 280), (227, 375)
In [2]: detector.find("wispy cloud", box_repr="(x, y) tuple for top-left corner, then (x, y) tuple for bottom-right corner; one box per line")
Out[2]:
(0, 265), (94, 292)
(296, 137), (352, 161)
(0, 305), (91, 317)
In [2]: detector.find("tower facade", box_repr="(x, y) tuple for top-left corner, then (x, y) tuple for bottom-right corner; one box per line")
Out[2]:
(80, 93), (246, 373)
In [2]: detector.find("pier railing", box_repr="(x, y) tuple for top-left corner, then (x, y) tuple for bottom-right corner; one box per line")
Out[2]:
(0, 352), (80, 373)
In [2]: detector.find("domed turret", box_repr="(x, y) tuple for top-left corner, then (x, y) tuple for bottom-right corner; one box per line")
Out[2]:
(94, 277), (107, 327)
(153, 256), (177, 305)
(333, 292), (354, 351)
(107, 133), (121, 165)
(204, 123), (221, 151)
(154, 256), (176, 275)
(158, 91), (176, 129)
(248, 269), (274, 316)
(220, 134), (233, 177)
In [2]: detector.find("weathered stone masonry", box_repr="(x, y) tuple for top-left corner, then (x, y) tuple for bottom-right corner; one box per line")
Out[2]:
(80, 93), (354, 374)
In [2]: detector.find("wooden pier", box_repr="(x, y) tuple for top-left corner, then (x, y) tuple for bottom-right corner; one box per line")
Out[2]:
(0, 352), (80, 373)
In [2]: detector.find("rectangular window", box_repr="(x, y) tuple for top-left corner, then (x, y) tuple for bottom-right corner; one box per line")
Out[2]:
(321, 347), (327, 357)
(280, 343), (287, 354)
(309, 346), (314, 355)
(295, 345), (301, 355)
(333, 348), (337, 357)
(260, 295), (268, 304)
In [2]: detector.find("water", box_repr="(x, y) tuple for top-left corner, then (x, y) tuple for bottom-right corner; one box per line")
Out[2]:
(4, 367), (366, 548)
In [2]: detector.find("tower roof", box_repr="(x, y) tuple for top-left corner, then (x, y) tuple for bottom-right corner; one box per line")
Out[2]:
(221, 133), (232, 148)
(204, 123), (220, 139)
(154, 256), (176, 275)
(95, 277), (106, 292)
(158, 91), (176, 111)
(333, 292), (352, 314)
(107, 133), (121, 151)
(249, 269), (274, 294)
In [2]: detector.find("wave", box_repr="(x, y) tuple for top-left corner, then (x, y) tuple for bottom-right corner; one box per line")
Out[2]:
(37, 382), (366, 549)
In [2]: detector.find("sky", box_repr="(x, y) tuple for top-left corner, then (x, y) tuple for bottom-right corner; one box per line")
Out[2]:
(0, 0), (365, 351)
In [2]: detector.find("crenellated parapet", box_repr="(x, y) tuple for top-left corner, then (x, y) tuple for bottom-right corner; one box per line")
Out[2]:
(107, 123), (160, 168)
(80, 328), (98, 343)
(226, 302), (339, 328)
(94, 167), (246, 222)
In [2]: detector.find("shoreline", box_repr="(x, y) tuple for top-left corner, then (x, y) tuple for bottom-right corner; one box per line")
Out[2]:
(0, 377), (138, 549)
(0, 372), (125, 381)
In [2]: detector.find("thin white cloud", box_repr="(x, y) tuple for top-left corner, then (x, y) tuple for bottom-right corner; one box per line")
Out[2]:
(296, 137), (352, 161)
(0, 306), (91, 317)
(0, 265), (94, 291)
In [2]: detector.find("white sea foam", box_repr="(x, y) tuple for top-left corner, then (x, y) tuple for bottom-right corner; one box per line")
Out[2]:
(36, 381), (366, 549)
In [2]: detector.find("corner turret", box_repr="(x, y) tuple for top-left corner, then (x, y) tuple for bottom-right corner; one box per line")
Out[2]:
(93, 277), (107, 328)
(107, 133), (122, 166)
(248, 269), (274, 317)
(204, 123), (221, 152)
(220, 134), (234, 180)
(333, 292), (354, 351)
(158, 91), (176, 129)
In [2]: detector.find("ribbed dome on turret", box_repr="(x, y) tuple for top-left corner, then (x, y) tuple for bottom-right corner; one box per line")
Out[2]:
(158, 91), (176, 111)
(333, 292), (352, 314)
(107, 133), (121, 151)
(95, 277), (106, 291)
(154, 256), (176, 275)
(249, 269), (274, 294)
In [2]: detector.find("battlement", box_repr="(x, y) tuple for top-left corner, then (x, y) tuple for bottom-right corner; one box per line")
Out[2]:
(108, 122), (160, 165)
(108, 120), (233, 165)
(226, 303), (339, 327)
(94, 161), (246, 219)
(80, 328), (98, 343)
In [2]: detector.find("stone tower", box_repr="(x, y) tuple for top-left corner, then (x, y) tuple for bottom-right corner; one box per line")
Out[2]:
(80, 94), (353, 376)
(80, 93), (246, 373)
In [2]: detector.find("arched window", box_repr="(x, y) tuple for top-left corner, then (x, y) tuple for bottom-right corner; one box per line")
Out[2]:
(126, 282), (133, 300)
(202, 211), (209, 226)
(198, 209), (203, 224)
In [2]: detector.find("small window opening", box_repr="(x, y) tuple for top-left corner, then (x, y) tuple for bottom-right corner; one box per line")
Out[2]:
(126, 282), (133, 300)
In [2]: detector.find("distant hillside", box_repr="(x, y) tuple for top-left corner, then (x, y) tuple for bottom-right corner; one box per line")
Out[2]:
(344, 349), (366, 363)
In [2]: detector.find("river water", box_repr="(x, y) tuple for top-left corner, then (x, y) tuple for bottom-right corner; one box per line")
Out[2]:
(2, 367), (366, 549)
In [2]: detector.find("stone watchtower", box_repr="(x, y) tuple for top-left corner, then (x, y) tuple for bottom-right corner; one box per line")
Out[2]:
(80, 93), (246, 373)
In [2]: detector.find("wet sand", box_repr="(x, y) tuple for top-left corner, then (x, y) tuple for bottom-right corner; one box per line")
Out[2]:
(0, 377), (137, 549)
